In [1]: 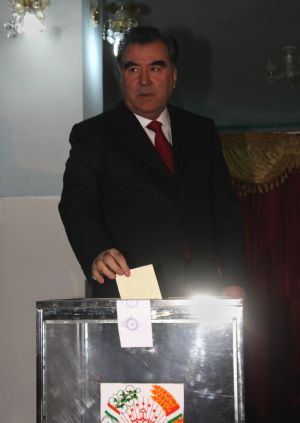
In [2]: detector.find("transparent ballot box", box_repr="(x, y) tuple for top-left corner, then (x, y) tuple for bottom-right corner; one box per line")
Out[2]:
(36, 298), (244, 422)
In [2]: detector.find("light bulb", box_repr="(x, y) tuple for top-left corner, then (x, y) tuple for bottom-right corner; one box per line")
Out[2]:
(266, 58), (277, 76)
(19, 11), (45, 37)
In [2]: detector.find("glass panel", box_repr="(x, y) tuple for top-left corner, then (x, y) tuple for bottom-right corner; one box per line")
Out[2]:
(37, 299), (244, 423)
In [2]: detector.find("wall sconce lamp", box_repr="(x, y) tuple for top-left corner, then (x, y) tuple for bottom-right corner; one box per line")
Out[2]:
(4, 0), (50, 38)
(266, 46), (300, 88)
(92, 1), (140, 56)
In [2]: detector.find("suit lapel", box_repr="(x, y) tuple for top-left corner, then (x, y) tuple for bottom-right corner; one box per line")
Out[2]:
(168, 104), (187, 177)
(113, 102), (174, 181)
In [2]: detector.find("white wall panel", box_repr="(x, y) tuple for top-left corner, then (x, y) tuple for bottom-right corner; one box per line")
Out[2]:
(0, 197), (84, 422)
(0, 0), (83, 196)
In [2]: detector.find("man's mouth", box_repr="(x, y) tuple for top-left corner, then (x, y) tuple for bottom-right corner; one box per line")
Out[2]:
(138, 92), (154, 97)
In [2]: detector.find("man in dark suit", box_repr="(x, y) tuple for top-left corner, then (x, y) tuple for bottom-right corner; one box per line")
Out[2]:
(59, 26), (247, 298)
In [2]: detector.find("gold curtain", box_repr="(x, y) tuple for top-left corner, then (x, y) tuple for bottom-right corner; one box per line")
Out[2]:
(221, 132), (300, 195)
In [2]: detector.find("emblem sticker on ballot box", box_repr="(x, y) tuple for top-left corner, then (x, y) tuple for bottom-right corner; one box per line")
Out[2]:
(101, 383), (184, 422)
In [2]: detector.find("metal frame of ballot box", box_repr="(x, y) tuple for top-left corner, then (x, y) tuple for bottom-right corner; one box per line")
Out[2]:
(37, 298), (245, 423)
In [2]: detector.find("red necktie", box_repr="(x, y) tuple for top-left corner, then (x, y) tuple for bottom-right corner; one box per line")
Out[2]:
(147, 121), (190, 258)
(147, 120), (175, 174)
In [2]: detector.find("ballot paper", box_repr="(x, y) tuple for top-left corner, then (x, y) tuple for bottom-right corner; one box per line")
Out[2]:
(117, 300), (153, 348)
(116, 264), (162, 299)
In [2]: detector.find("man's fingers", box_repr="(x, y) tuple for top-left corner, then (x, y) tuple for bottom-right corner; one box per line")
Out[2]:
(98, 250), (126, 276)
(91, 248), (130, 283)
(91, 268), (105, 284)
(99, 262), (117, 279)
(109, 249), (131, 276)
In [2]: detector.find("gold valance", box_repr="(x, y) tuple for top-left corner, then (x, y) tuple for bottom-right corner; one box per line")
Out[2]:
(221, 132), (300, 195)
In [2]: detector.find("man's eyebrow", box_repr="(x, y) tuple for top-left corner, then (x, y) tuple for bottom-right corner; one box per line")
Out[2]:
(123, 61), (138, 69)
(150, 60), (167, 67)
(123, 60), (168, 69)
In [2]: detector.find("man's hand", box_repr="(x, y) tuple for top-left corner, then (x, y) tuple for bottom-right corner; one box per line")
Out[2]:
(222, 285), (246, 299)
(91, 248), (130, 284)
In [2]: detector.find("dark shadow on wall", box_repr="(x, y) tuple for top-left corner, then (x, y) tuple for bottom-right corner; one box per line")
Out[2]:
(0, 117), (63, 197)
(102, 27), (212, 114)
(168, 28), (211, 114)
(103, 42), (121, 111)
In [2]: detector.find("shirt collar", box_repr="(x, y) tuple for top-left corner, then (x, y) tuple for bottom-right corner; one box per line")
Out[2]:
(134, 108), (171, 131)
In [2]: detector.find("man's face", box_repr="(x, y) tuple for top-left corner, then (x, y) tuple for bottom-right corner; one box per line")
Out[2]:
(120, 41), (177, 120)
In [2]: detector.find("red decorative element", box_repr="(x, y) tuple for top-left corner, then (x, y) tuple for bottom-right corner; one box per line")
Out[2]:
(107, 402), (120, 414)
(147, 120), (175, 174)
(151, 385), (180, 416)
(239, 171), (300, 421)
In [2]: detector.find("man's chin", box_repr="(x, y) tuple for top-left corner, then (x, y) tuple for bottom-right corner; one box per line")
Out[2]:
(130, 103), (165, 120)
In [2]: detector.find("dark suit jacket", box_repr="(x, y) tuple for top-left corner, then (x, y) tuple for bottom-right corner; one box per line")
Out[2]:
(59, 102), (247, 298)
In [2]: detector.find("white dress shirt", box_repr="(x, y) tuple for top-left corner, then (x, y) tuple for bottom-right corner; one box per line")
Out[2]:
(134, 108), (173, 146)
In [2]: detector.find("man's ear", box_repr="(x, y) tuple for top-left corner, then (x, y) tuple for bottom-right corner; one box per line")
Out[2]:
(115, 63), (122, 86)
(173, 68), (177, 88)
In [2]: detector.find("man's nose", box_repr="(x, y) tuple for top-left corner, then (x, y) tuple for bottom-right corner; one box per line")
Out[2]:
(139, 69), (151, 85)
